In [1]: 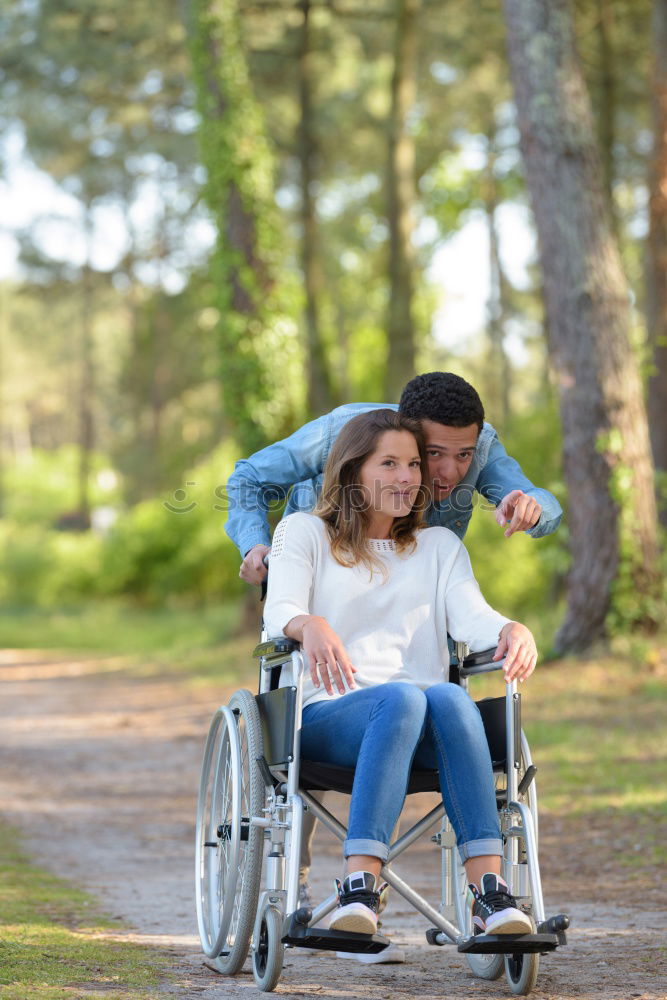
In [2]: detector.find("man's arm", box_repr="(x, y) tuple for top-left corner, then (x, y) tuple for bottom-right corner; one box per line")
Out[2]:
(225, 410), (334, 562)
(475, 432), (563, 539)
(226, 403), (391, 577)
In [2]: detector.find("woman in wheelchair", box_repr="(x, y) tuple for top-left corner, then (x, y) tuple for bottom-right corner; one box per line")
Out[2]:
(264, 408), (537, 941)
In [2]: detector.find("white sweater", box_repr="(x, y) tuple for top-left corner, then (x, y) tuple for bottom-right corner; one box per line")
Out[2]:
(264, 513), (511, 709)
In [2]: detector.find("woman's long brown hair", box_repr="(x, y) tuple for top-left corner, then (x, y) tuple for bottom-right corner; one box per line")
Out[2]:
(313, 408), (430, 575)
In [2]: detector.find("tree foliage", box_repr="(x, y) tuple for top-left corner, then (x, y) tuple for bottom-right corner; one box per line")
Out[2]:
(503, 0), (661, 651)
(0, 0), (663, 646)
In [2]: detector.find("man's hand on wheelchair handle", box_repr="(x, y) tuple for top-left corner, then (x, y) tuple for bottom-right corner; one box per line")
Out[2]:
(494, 490), (542, 537)
(493, 621), (537, 683)
(284, 614), (357, 696)
(240, 543), (271, 584)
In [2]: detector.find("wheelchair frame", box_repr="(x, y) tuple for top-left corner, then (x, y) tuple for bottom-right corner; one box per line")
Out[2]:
(195, 638), (569, 995)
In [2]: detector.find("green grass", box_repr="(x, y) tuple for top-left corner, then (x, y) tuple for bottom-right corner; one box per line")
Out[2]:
(466, 642), (667, 868)
(0, 601), (260, 687)
(4, 602), (666, 870)
(0, 824), (171, 1000)
(0, 602), (241, 656)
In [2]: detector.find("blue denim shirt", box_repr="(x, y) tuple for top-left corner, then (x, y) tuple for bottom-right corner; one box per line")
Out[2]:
(225, 402), (563, 556)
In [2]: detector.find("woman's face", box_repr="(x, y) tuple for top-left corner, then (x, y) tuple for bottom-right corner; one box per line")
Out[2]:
(358, 430), (423, 523)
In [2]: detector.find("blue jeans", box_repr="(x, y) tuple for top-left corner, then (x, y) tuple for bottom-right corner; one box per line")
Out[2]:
(300, 682), (502, 863)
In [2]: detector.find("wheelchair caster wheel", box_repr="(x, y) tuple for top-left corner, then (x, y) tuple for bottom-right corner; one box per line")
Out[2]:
(466, 951), (504, 981)
(253, 905), (284, 992)
(505, 951), (539, 995)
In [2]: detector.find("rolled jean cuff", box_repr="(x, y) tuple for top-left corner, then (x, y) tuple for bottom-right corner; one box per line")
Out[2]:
(344, 838), (389, 862)
(457, 837), (503, 863)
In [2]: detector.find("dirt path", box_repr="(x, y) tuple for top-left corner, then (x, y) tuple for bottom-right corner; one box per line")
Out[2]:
(0, 650), (664, 1000)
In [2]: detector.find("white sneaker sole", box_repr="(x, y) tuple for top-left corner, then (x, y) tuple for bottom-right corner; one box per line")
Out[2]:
(484, 911), (533, 935)
(336, 942), (405, 964)
(329, 902), (378, 935)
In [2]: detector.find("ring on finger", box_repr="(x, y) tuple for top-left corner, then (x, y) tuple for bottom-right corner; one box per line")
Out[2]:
(315, 661), (325, 667)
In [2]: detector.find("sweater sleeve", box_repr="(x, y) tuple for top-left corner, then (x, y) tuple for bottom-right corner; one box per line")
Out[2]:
(263, 514), (319, 638)
(443, 540), (512, 651)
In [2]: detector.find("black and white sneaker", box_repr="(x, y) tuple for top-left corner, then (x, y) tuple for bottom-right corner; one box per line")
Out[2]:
(468, 873), (533, 935)
(329, 871), (386, 935)
(336, 931), (406, 964)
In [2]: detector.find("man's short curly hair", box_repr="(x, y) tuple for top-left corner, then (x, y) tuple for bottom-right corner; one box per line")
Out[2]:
(398, 372), (484, 432)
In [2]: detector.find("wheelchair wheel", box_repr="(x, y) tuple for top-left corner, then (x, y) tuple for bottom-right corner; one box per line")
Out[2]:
(503, 737), (539, 995)
(252, 905), (284, 992)
(195, 689), (265, 973)
(505, 951), (539, 995)
(500, 744), (539, 911)
(519, 730), (538, 847)
(466, 950), (505, 981)
(464, 736), (537, 983)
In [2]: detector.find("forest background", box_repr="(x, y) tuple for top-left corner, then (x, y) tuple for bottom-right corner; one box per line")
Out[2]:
(0, 0), (666, 661)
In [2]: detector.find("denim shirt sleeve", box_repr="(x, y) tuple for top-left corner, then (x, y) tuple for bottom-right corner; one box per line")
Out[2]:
(225, 413), (333, 556)
(475, 427), (563, 539)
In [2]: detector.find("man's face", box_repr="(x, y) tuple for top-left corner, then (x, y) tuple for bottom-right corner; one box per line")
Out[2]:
(421, 419), (479, 501)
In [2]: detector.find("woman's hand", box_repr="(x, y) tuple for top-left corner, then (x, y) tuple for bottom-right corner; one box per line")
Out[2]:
(493, 622), (537, 683)
(285, 615), (357, 696)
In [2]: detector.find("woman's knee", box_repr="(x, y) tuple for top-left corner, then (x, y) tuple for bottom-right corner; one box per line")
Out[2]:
(425, 682), (482, 734)
(370, 682), (428, 736)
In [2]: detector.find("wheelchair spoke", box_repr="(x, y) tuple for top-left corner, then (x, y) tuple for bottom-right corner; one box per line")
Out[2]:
(212, 731), (234, 936)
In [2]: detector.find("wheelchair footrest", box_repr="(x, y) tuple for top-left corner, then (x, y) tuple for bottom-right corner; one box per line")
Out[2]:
(458, 932), (559, 955)
(281, 912), (389, 953)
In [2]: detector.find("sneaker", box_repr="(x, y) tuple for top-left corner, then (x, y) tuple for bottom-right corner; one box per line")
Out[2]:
(336, 937), (405, 964)
(329, 871), (385, 935)
(468, 873), (533, 935)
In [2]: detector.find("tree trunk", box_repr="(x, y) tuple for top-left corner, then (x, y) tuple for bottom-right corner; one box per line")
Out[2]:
(77, 254), (94, 529)
(596, 0), (618, 235)
(298, 0), (336, 417)
(503, 0), (661, 652)
(384, 0), (419, 403)
(484, 136), (512, 430)
(148, 225), (172, 495)
(148, 295), (169, 494)
(646, 0), (667, 526)
(190, 0), (282, 454)
(0, 287), (5, 518)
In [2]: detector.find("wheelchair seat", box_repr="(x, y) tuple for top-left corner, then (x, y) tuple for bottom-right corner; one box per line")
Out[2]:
(298, 759), (440, 795)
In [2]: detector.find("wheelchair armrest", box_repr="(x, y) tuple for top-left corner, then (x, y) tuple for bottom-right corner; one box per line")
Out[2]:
(458, 647), (505, 677)
(253, 637), (300, 660)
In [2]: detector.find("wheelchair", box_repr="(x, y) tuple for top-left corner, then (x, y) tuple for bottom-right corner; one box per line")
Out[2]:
(195, 634), (569, 995)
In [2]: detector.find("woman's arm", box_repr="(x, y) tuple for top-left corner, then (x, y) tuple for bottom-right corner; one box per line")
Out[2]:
(264, 515), (356, 697)
(225, 413), (334, 562)
(284, 614), (357, 697)
(493, 621), (537, 683)
(443, 540), (537, 683)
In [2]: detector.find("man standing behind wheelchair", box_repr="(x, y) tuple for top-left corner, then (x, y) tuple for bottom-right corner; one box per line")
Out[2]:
(262, 407), (540, 945)
(226, 372), (561, 961)
(226, 372), (562, 588)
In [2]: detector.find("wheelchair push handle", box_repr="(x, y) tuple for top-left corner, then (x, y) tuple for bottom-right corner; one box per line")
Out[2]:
(455, 642), (506, 678)
(260, 552), (271, 601)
